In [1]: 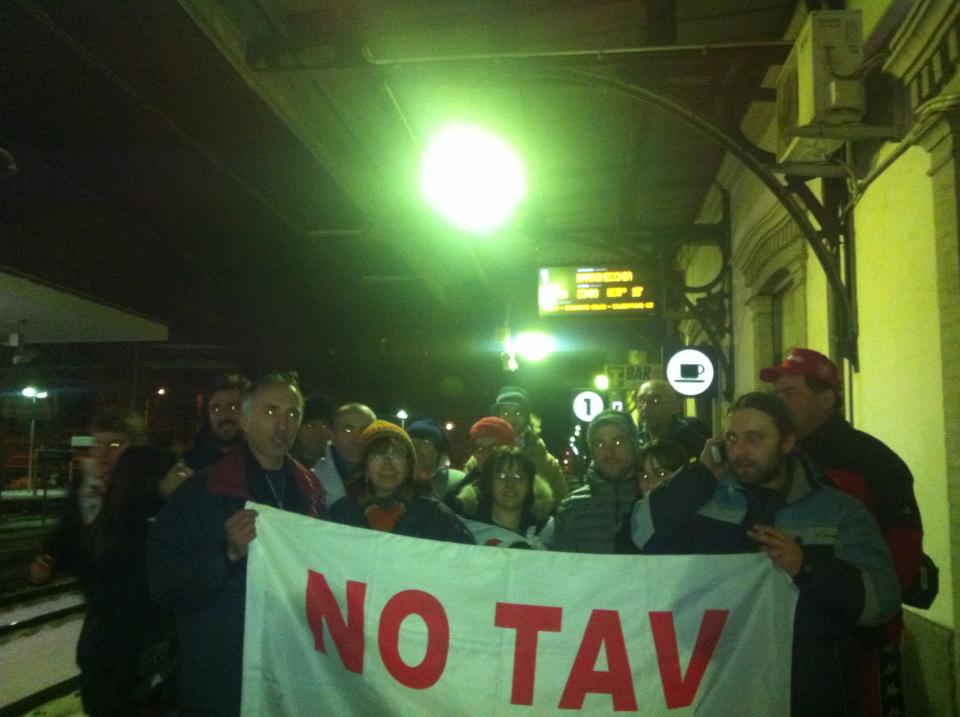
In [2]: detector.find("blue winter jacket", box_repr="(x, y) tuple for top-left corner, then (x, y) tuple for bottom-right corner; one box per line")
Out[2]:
(631, 454), (900, 717)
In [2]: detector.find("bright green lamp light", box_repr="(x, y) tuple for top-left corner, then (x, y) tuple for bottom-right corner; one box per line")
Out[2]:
(419, 123), (527, 234)
(594, 374), (610, 391)
(515, 332), (555, 362)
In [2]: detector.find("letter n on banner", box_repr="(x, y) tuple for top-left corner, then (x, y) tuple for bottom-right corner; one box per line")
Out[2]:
(305, 570), (366, 674)
(650, 609), (729, 709)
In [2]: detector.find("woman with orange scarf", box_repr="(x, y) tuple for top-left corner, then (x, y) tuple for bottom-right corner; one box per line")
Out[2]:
(327, 420), (475, 544)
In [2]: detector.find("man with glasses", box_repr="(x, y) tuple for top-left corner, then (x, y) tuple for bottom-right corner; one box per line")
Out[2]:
(636, 379), (710, 458)
(547, 410), (640, 553)
(315, 402), (376, 507)
(492, 385), (568, 504)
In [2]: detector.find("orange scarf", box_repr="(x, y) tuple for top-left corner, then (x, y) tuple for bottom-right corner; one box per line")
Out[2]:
(363, 502), (406, 532)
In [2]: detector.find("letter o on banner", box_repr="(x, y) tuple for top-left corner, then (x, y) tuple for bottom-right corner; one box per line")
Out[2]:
(378, 590), (450, 689)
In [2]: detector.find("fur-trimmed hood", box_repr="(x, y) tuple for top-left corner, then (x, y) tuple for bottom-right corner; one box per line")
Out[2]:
(455, 473), (554, 523)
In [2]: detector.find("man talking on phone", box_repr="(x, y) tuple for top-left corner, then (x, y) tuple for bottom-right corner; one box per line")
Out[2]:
(630, 392), (899, 717)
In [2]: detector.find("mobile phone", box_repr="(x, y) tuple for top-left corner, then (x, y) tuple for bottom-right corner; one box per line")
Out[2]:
(710, 442), (727, 464)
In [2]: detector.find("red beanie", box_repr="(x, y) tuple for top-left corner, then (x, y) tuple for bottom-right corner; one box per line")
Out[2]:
(469, 416), (515, 446)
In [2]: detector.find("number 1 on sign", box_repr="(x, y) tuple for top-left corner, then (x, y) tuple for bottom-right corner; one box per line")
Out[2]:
(572, 391), (604, 422)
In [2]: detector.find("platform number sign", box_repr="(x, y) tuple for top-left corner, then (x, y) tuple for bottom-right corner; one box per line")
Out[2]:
(572, 390), (605, 422)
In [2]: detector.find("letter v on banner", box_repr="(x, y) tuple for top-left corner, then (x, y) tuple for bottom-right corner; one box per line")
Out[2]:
(649, 610), (730, 709)
(305, 570), (367, 674)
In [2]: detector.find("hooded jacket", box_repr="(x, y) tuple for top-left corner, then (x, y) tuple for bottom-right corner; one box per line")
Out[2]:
(454, 473), (554, 548)
(631, 455), (900, 717)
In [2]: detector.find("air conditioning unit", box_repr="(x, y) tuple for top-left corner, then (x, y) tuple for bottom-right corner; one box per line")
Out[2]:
(775, 10), (865, 164)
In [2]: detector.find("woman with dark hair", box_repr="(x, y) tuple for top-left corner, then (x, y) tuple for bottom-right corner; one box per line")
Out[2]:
(77, 444), (178, 716)
(615, 438), (691, 554)
(453, 446), (554, 549)
(327, 420), (474, 543)
(637, 438), (691, 494)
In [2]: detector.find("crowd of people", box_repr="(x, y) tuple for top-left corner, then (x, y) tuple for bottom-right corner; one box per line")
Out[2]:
(25, 347), (927, 717)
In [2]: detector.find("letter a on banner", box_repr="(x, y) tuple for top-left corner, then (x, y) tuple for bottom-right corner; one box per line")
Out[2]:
(559, 610), (638, 711)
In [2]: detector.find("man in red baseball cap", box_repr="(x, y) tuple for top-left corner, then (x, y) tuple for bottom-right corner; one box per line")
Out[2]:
(761, 347), (925, 717)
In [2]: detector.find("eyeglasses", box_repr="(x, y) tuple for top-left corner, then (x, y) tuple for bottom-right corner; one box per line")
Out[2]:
(498, 407), (525, 419)
(637, 396), (663, 406)
(210, 403), (241, 414)
(473, 443), (500, 454)
(494, 472), (526, 484)
(368, 447), (407, 463)
(591, 437), (629, 451)
(639, 467), (671, 482)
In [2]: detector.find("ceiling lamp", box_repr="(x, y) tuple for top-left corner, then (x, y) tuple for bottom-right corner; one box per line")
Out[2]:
(419, 122), (527, 235)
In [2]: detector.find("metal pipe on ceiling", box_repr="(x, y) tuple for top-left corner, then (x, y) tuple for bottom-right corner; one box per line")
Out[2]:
(362, 40), (793, 66)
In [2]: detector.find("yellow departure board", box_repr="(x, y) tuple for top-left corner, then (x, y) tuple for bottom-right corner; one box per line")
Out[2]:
(538, 267), (658, 316)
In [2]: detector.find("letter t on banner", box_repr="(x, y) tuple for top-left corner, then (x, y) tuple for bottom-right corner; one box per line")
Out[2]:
(495, 602), (563, 705)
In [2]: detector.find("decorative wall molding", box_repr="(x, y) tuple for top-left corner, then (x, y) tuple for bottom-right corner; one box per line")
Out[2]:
(732, 207), (805, 294)
(886, 0), (960, 107)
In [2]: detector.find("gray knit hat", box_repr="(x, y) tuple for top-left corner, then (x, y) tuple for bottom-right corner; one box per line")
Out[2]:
(586, 409), (638, 446)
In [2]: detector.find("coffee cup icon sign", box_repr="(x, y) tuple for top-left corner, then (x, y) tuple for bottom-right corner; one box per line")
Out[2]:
(666, 348), (714, 396)
(679, 363), (706, 382)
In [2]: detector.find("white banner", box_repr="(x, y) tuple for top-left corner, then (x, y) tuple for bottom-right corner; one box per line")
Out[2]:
(242, 503), (797, 716)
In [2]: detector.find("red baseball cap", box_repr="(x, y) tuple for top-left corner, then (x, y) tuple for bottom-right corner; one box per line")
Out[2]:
(759, 348), (840, 389)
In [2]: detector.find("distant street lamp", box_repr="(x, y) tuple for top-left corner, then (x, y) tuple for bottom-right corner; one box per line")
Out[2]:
(396, 409), (409, 428)
(21, 386), (49, 491)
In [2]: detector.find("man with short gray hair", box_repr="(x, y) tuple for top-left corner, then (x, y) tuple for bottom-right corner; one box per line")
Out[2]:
(148, 373), (324, 716)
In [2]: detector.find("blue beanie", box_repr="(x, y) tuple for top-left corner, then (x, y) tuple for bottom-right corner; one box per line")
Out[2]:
(407, 419), (448, 453)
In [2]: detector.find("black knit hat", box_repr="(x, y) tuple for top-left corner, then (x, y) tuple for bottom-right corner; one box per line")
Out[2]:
(586, 409), (638, 446)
